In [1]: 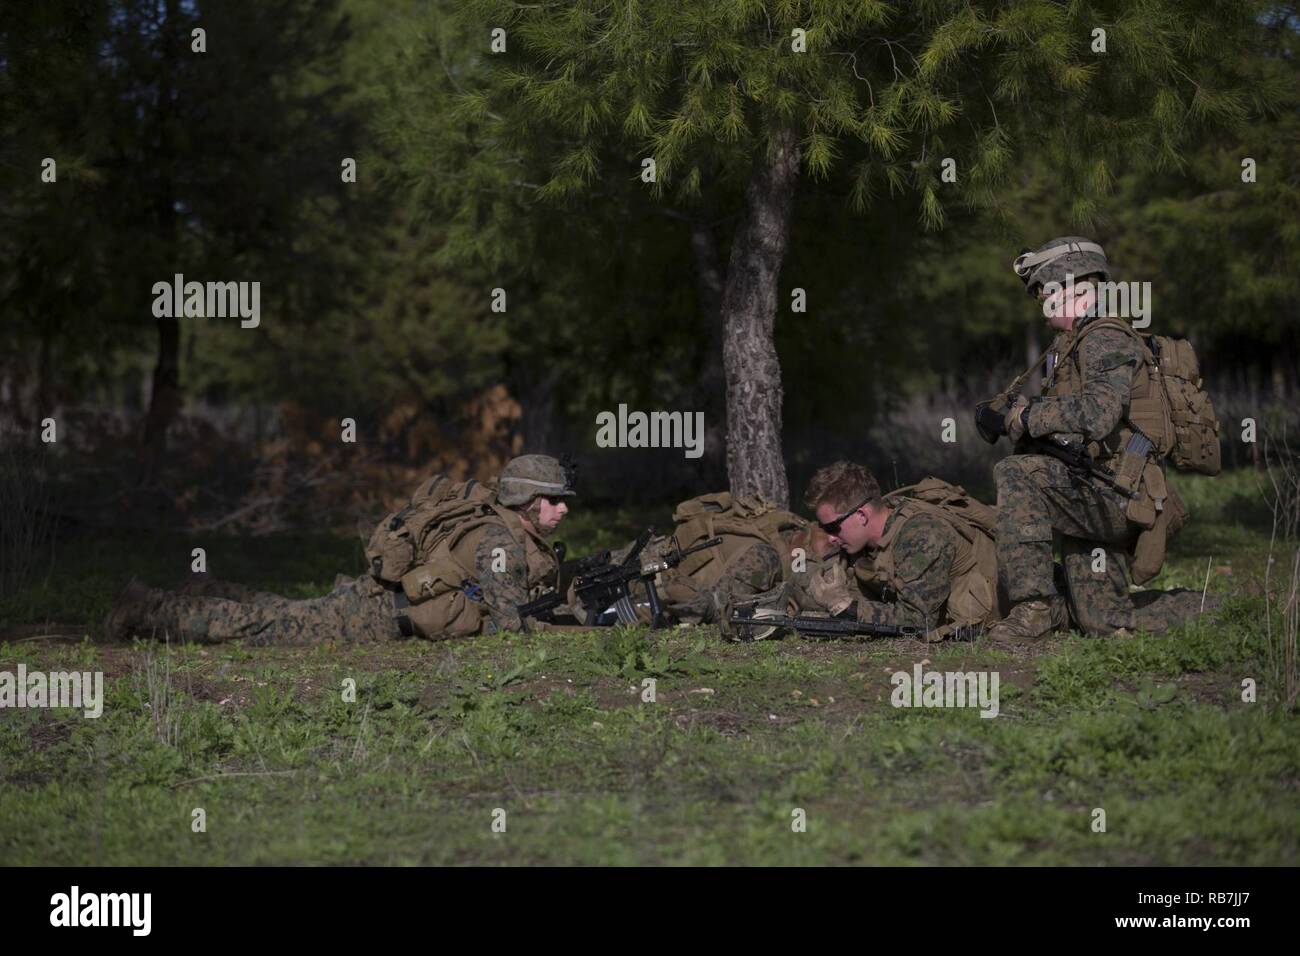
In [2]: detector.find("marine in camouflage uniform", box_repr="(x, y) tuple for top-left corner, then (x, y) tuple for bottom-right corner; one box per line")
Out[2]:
(672, 536), (784, 621)
(652, 528), (788, 625)
(985, 237), (1207, 642)
(600, 493), (799, 627)
(105, 574), (397, 646)
(103, 455), (577, 644)
(795, 462), (1001, 636)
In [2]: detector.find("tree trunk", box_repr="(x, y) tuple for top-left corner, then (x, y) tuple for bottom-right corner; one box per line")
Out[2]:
(141, 0), (181, 479)
(512, 365), (559, 460)
(687, 215), (727, 484)
(719, 125), (800, 506)
(37, 313), (53, 420)
(142, 315), (181, 464)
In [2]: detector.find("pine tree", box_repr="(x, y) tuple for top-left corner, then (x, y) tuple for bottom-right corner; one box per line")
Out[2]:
(352, 1), (1263, 502)
(1, 0), (367, 477)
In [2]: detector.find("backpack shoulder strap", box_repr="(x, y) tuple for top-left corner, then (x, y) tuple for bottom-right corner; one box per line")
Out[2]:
(876, 500), (916, 550)
(890, 490), (993, 546)
(1065, 315), (1149, 363)
(868, 501), (927, 593)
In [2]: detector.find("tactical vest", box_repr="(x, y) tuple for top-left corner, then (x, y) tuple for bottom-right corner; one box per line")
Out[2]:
(1043, 316), (1189, 583)
(658, 491), (807, 604)
(379, 493), (558, 638)
(863, 480), (1000, 630)
(1044, 316), (1172, 470)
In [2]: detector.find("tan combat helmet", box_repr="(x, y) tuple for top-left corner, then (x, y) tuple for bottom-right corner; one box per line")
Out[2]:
(1012, 236), (1110, 295)
(496, 454), (578, 507)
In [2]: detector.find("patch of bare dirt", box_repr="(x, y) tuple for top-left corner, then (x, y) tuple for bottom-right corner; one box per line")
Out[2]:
(671, 708), (753, 736)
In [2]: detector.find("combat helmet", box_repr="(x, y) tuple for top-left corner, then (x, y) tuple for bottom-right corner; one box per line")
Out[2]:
(1012, 236), (1110, 295)
(496, 454), (577, 507)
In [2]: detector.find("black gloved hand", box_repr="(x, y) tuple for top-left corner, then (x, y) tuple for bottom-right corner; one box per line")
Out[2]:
(974, 401), (1008, 444)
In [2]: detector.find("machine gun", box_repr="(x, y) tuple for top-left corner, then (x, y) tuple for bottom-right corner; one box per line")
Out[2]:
(728, 605), (982, 643)
(518, 529), (722, 629)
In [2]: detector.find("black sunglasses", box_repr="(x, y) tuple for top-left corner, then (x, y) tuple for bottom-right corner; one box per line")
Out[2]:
(818, 495), (873, 535)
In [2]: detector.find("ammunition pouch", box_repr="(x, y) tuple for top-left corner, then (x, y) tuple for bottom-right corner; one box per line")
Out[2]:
(1107, 431), (1156, 501)
(1123, 458), (1168, 530)
(1130, 481), (1188, 586)
(403, 592), (484, 639)
(393, 552), (488, 639)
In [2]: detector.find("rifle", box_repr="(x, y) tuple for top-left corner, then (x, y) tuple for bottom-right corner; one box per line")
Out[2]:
(728, 605), (981, 643)
(515, 541), (610, 623)
(974, 400), (1140, 500)
(518, 529), (723, 629)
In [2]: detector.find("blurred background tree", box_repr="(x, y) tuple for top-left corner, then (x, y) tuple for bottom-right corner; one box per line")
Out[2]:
(0, 0), (1295, 526)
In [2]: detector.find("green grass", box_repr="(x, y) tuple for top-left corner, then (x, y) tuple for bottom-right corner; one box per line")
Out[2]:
(1, 470), (1297, 865)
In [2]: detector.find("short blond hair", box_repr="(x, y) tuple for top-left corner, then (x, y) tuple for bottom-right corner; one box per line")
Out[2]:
(804, 461), (883, 513)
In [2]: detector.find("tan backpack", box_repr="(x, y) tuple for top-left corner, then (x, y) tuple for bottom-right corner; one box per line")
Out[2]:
(1142, 334), (1221, 475)
(1062, 320), (1222, 476)
(666, 491), (806, 592)
(885, 477), (999, 538)
(365, 475), (497, 586)
(874, 477), (1000, 630)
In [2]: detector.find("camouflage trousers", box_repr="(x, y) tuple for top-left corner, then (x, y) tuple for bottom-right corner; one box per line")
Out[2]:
(131, 574), (397, 646)
(658, 539), (783, 624)
(995, 454), (1205, 635)
(610, 536), (784, 625)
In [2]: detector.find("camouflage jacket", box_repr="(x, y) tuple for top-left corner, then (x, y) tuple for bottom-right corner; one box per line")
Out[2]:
(1027, 317), (1145, 456)
(792, 509), (964, 631)
(448, 507), (560, 634)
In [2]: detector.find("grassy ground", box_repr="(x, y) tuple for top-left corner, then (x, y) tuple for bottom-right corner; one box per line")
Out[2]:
(1, 472), (1297, 865)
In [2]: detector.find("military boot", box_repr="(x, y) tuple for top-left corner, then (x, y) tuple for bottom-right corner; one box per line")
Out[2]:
(985, 595), (1067, 645)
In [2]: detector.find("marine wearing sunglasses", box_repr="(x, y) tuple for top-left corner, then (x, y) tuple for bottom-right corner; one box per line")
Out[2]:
(808, 466), (891, 557)
(816, 494), (875, 537)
